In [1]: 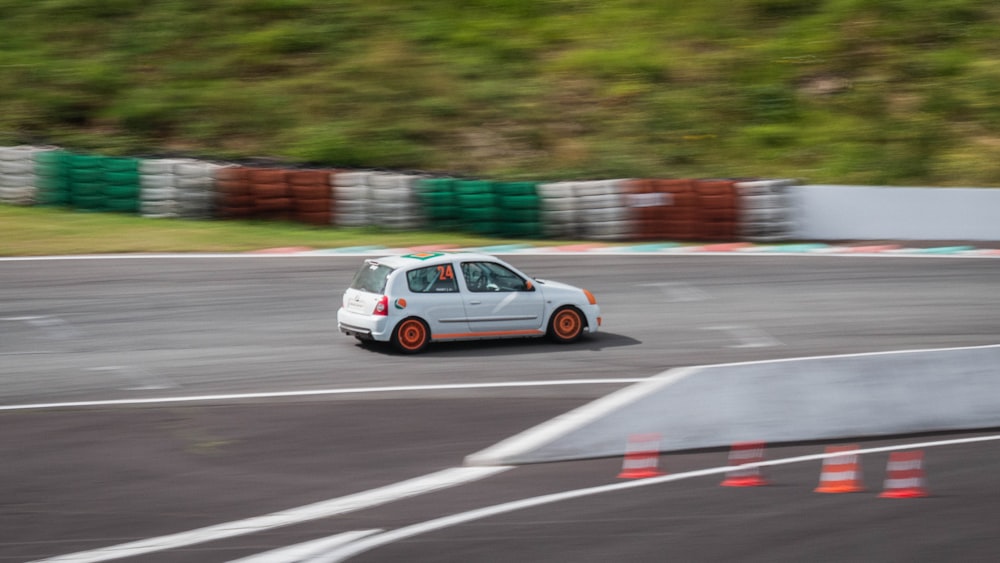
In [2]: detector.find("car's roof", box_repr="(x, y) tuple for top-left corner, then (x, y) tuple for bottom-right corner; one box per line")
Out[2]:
(366, 251), (502, 269)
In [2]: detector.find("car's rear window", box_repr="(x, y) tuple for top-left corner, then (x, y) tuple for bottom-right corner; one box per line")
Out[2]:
(350, 262), (394, 294)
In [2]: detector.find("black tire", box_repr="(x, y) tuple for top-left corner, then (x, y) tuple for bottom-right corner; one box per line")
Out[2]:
(547, 307), (585, 343)
(391, 318), (431, 353)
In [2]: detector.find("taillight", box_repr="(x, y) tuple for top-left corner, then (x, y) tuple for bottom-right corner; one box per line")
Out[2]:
(583, 289), (597, 305)
(373, 295), (389, 316)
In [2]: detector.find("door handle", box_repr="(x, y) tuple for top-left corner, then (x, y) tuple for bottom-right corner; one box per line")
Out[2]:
(469, 300), (482, 305)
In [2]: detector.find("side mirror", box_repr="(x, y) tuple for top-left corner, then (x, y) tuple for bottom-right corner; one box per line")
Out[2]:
(524, 280), (534, 291)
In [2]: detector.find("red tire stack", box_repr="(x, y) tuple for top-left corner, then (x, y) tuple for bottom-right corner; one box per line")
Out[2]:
(287, 170), (334, 226)
(626, 179), (666, 241)
(656, 179), (699, 240)
(695, 180), (738, 241)
(214, 166), (255, 219)
(247, 168), (293, 221)
(625, 179), (701, 241)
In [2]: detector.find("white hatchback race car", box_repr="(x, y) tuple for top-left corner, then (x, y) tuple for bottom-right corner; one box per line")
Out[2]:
(337, 251), (601, 353)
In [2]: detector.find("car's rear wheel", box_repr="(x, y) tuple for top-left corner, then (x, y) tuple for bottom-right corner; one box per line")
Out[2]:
(548, 307), (585, 343)
(392, 318), (430, 353)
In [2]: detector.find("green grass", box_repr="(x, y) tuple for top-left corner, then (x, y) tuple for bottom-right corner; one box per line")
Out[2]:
(0, 206), (576, 256)
(2, 1), (1000, 185)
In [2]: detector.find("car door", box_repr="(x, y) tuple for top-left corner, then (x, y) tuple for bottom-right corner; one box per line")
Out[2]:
(458, 260), (545, 336)
(401, 262), (470, 337)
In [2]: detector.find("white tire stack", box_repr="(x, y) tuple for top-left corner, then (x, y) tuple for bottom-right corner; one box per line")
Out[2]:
(332, 171), (373, 227)
(537, 181), (579, 238)
(173, 160), (223, 219)
(369, 173), (424, 230)
(138, 159), (184, 218)
(575, 179), (631, 241)
(735, 179), (798, 241)
(0, 146), (43, 205)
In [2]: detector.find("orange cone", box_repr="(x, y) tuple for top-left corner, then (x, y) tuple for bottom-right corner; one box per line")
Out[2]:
(618, 433), (663, 479)
(721, 441), (769, 487)
(879, 450), (930, 498)
(815, 444), (865, 493)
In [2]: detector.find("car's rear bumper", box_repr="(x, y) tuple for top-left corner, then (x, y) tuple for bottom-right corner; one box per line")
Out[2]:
(337, 308), (392, 341)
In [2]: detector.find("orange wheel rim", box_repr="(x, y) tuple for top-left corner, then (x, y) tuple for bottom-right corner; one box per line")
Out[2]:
(398, 320), (427, 350)
(554, 310), (581, 339)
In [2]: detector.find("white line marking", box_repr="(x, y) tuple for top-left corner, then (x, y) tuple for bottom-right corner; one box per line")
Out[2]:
(228, 529), (382, 563)
(1, 250), (997, 262)
(1, 315), (79, 340)
(703, 325), (783, 348)
(465, 368), (699, 466)
(325, 434), (1000, 562)
(32, 467), (510, 563)
(0, 379), (644, 412)
(638, 282), (709, 302)
(84, 366), (177, 391)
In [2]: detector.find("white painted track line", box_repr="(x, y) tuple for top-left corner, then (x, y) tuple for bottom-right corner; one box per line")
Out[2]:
(321, 434), (1000, 562)
(228, 529), (382, 563)
(32, 466), (510, 563)
(0, 379), (645, 411)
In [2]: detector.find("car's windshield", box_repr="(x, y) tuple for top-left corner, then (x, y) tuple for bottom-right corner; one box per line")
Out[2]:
(349, 261), (394, 294)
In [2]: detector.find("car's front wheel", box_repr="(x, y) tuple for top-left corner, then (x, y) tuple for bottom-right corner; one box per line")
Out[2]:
(392, 317), (430, 353)
(548, 307), (585, 343)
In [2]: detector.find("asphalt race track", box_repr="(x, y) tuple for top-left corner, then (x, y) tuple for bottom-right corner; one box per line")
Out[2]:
(3, 253), (1000, 562)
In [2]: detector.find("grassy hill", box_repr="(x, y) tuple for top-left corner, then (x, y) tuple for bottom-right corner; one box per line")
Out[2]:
(2, 0), (1000, 185)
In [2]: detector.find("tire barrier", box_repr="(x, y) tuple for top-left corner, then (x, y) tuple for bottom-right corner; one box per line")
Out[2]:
(369, 173), (424, 231)
(538, 180), (632, 240)
(214, 166), (255, 219)
(248, 167), (293, 221)
(735, 179), (797, 241)
(139, 159), (183, 218)
(1, 146), (803, 241)
(454, 179), (499, 236)
(33, 149), (72, 206)
(537, 181), (577, 238)
(172, 160), (221, 220)
(695, 179), (738, 241)
(626, 179), (696, 241)
(287, 169), (335, 226)
(495, 182), (543, 238)
(101, 157), (142, 214)
(332, 171), (373, 227)
(416, 178), (462, 231)
(0, 146), (48, 206)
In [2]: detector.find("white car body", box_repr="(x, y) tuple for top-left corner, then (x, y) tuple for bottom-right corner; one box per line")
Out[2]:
(337, 251), (600, 352)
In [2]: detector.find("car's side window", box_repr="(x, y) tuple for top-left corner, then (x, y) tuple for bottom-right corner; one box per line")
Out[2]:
(461, 262), (527, 292)
(407, 264), (458, 293)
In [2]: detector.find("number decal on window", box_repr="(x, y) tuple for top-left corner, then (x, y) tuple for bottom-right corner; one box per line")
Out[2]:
(437, 264), (455, 281)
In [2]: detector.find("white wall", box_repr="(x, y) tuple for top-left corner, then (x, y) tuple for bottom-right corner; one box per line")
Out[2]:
(792, 185), (1000, 241)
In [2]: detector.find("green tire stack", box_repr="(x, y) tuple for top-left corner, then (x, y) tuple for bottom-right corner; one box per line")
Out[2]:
(33, 150), (72, 206)
(454, 180), (498, 236)
(68, 154), (105, 211)
(494, 182), (542, 237)
(416, 178), (462, 231)
(102, 157), (141, 214)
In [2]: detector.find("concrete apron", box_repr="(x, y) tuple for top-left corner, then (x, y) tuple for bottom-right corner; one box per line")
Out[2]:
(466, 344), (1000, 465)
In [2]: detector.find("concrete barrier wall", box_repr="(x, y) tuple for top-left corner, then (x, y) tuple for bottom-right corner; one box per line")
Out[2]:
(467, 345), (1000, 465)
(792, 185), (1000, 241)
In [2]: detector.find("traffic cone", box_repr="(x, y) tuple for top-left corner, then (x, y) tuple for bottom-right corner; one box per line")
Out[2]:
(618, 433), (663, 479)
(815, 444), (865, 493)
(721, 441), (769, 487)
(879, 450), (930, 498)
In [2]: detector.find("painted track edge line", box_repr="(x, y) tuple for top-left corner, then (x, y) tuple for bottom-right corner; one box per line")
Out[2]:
(465, 367), (700, 466)
(31, 466), (511, 563)
(0, 379), (646, 411)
